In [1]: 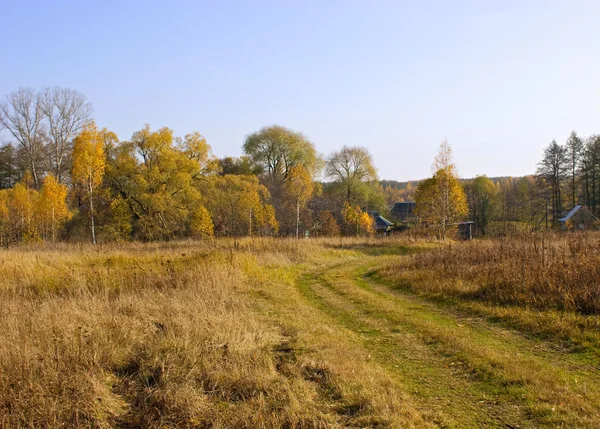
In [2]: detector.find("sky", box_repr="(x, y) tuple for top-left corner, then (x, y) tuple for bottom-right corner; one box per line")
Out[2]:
(1, 0), (599, 181)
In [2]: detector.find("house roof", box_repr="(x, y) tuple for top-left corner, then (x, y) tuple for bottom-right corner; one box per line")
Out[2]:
(392, 202), (415, 211)
(558, 205), (597, 223)
(559, 205), (582, 222)
(372, 214), (394, 229)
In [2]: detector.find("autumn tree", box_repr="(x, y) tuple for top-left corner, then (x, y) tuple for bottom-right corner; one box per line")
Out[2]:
(203, 175), (278, 236)
(189, 205), (214, 239)
(8, 179), (38, 242)
(0, 190), (9, 247)
(580, 135), (600, 214)
(565, 131), (583, 208)
(95, 194), (133, 241)
(99, 127), (119, 160)
(283, 165), (314, 238)
(72, 122), (106, 244)
(415, 141), (468, 239)
(314, 210), (340, 237)
(218, 156), (261, 176)
(383, 185), (405, 207)
(178, 131), (218, 179)
(243, 125), (321, 232)
(243, 125), (321, 181)
(37, 174), (71, 241)
(341, 201), (374, 236)
(106, 125), (216, 240)
(380, 181), (417, 209)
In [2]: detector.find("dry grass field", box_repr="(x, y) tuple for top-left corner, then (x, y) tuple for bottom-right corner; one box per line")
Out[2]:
(2, 234), (600, 428)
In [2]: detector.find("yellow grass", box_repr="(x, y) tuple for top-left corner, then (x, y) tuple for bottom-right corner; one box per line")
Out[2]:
(0, 237), (429, 428)
(4, 234), (600, 428)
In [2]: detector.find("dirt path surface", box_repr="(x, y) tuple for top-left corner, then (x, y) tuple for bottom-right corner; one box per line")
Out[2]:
(296, 252), (600, 428)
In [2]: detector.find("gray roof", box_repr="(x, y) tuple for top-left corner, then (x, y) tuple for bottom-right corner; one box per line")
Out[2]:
(392, 202), (415, 211)
(559, 205), (582, 222)
(372, 214), (394, 229)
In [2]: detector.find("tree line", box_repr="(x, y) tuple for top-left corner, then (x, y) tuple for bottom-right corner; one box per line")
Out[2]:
(0, 87), (390, 244)
(416, 131), (600, 239)
(536, 132), (600, 219)
(0, 87), (594, 244)
(457, 132), (600, 237)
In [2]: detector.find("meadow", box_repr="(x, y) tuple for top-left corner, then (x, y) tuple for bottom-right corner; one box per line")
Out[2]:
(2, 234), (600, 428)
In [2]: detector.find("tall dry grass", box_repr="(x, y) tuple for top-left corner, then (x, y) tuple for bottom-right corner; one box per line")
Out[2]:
(0, 239), (314, 428)
(381, 232), (600, 314)
(0, 236), (424, 428)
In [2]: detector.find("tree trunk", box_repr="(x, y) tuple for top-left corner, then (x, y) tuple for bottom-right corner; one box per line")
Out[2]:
(249, 208), (252, 236)
(592, 167), (596, 215)
(89, 181), (96, 245)
(572, 161), (576, 207)
(296, 198), (300, 239)
(52, 206), (55, 243)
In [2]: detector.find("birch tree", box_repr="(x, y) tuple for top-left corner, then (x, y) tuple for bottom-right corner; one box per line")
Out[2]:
(37, 174), (70, 242)
(283, 165), (314, 239)
(415, 140), (467, 239)
(72, 122), (106, 244)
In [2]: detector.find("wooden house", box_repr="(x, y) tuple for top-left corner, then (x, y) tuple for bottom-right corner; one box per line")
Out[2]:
(390, 202), (416, 222)
(368, 211), (394, 235)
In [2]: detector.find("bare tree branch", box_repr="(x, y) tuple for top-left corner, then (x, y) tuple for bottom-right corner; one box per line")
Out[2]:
(0, 88), (46, 188)
(40, 87), (92, 183)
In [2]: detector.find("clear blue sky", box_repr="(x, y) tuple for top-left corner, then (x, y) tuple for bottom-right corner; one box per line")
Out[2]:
(1, 1), (599, 181)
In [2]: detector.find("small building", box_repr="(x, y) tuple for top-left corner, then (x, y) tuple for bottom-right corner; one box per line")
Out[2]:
(390, 202), (416, 222)
(558, 205), (597, 230)
(368, 211), (394, 235)
(457, 221), (474, 240)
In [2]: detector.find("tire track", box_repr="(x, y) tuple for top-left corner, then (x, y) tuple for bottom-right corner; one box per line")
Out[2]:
(300, 255), (600, 428)
(301, 274), (517, 428)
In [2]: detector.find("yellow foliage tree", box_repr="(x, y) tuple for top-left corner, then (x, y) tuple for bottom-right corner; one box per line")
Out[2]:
(342, 201), (374, 236)
(37, 174), (71, 242)
(415, 141), (468, 239)
(284, 165), (314, 239)
(204, 175), (278, 236)
(189, 205), (214, 239)
(0, 190), (9, 247)
(106, 125), (213, 240)
(72, 122), (106, 244)
(9, 181), (38, 242)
